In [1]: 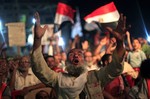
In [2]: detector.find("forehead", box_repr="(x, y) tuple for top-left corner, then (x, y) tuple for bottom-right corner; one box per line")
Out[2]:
(20, 56), (29, 61)
(68, 49), (83, 54)
(133, 39), (139, 43)
(47, 57), (54, 61)
(20, 56), (30, 62)
(54, 53), (61, 57)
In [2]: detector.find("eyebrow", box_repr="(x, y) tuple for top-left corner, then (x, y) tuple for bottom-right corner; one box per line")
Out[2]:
(78, 51), (83, 54)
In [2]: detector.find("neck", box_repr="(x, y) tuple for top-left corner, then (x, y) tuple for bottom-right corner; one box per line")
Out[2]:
(19, 70), (28, 77)
(133, 48), (139, 51)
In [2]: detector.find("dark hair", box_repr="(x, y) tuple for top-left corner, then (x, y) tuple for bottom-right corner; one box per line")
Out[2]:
(43, 54), (54, 61)
(131, 38), (140, 44)
(140, 59), (150, 79)
(35, 90), (49, 99)
(101, 54), (112, 66)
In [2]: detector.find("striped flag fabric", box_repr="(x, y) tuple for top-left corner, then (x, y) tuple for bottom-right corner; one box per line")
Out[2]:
(54, 2), (76, 33)
(84, 2), (120, 24)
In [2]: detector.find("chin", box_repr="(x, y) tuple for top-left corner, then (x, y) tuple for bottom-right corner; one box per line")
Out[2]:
(65, 61), (87, 77)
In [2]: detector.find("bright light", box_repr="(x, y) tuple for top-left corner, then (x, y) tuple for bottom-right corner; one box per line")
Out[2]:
(147, 36), (150, 42)
(0, 20), (2, 31)
(32, 18), (36, 24)
(58, 37), (65, 47)
(27, 34), (33, 45)
(0, 19), (6, 42)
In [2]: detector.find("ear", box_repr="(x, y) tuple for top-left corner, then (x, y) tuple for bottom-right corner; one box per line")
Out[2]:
(104, 61), (108, 66)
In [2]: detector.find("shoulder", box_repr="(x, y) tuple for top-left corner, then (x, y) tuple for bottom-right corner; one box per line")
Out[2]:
(139, 50), (146, 54)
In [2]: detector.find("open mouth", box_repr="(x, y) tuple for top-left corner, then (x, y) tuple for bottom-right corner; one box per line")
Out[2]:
(72, 59), (79, 65)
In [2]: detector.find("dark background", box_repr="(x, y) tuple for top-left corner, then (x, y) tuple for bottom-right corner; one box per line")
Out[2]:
(76, 0), (150, 38)
(0, 0), (150, 38)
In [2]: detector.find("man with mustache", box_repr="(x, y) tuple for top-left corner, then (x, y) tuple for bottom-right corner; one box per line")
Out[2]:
(31, 12), (126, 99)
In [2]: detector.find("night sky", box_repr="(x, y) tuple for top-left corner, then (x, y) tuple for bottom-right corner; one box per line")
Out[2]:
(74, 0), (150, 38)
(1, 0), (150, 39)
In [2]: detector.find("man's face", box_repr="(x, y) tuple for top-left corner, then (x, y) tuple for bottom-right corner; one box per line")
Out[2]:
(66, 49), (86, 77)
(46, 57), (56, 69)
(133, 39), (141, 50)
(68, 49), (84, 66)
(0, 59), (8, 76)
(19, 56), (30, 72)
(84, 51), (93, 63)
(54, 53), (61, 64)
(61, 52), (67, 61)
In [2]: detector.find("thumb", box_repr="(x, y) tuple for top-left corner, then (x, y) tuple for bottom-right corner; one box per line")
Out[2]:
(43, 25), (48, 31)
(105, 27), (113, 33)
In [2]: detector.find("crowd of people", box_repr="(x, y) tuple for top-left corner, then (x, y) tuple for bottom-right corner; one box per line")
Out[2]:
(0, 8), (150, 99)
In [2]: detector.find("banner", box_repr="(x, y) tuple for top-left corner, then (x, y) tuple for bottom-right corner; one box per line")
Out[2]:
(6, 22), (26, 47)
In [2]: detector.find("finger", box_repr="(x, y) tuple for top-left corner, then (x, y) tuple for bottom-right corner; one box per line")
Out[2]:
(111, 38), (116, 43)
(34, 12), (40, 25)
(105, 27), (120, 38)
(43, 25), (48, 32)
(123, 16), (126, 29)
(34, 12), (38, 21)
(120, 13), (123, 22)
(105, 27), (118, 38)
(106, 27), (113, 33)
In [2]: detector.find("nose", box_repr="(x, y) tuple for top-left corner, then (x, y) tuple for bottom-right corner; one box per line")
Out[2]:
(74, 53), (78, 58)
(74, 54), (78, 57)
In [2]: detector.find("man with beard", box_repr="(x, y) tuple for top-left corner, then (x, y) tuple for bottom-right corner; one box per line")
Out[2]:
(31, 12), (126, 99)
(10, 56), (46, 98)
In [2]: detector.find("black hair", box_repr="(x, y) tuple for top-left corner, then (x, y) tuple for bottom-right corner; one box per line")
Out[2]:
(44, 55), (54, 61)
(35, 90), (49, 99)
(101, 54), (112, 66)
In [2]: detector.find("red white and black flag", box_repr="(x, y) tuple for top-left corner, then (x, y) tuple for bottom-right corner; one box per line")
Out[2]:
(54, 1), (76, 33)
(84, 2), (119, 23)
(84, 2), (120, 30)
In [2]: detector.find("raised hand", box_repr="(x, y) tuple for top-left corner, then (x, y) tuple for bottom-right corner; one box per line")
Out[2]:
(106, 37), (117, 54)
(106, 14), (127, 41)
(34, 12), (47, 39)
(82, 40), (89, 51)
(116, 13), (127, 33)
(105, 13), (128, 59)
(32, 12), (48, 50)
(99, 37), (107, 46)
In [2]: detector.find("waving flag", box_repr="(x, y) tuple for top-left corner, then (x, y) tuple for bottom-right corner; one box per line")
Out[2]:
(71, 8), (83, 38)
(84, 2), (119, 24)
(54, 2), (76, 33)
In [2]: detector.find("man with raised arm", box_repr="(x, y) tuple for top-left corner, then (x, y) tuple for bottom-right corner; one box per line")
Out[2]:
(31, 12), (126, 99)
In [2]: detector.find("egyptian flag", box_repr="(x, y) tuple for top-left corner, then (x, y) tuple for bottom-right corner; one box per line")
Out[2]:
(54, 1), (76, 33)
(84, 2), (119, 29)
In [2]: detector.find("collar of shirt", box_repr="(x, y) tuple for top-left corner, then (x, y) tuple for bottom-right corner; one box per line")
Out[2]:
(18, 68), (33, 76)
